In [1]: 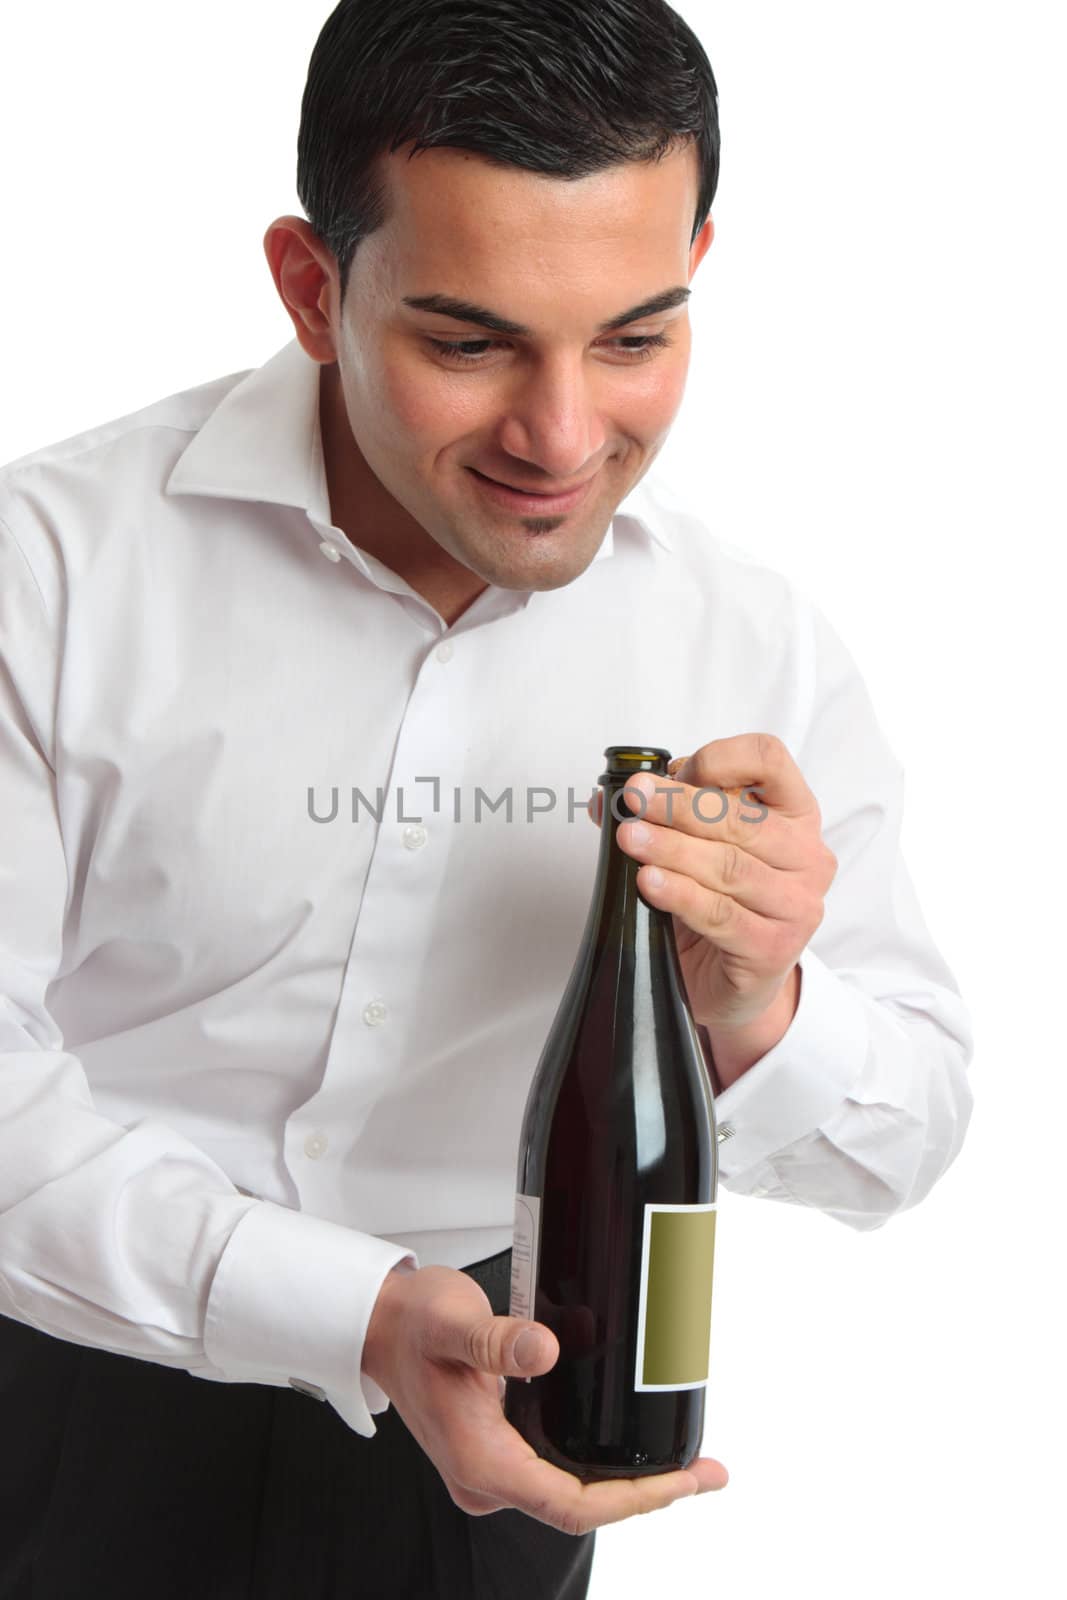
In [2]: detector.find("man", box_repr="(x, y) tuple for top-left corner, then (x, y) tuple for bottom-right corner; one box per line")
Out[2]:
(0, 1), (973, 1595)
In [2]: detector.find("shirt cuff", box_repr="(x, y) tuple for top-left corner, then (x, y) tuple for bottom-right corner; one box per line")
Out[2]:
(713, 945), (871, 1182)
(202, 1199), (418, 1437)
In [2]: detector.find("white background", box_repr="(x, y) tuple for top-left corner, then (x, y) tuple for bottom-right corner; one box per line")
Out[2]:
(1, 2), (1063, 1595)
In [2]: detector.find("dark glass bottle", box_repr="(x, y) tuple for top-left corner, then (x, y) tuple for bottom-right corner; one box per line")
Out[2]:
(504, 746), (719, 1481)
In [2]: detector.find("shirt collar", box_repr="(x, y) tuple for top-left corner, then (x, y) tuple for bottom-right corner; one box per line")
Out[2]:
(164, 337), (673, 560)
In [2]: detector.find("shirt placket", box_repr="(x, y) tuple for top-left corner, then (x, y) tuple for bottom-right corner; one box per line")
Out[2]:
(283, 630), (467, 1216)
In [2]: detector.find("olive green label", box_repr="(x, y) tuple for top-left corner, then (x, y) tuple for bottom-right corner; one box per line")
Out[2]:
(635, 1203), (716, 1390)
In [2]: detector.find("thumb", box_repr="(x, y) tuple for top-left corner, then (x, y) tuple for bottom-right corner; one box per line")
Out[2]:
(442, 1314), (559, 1377)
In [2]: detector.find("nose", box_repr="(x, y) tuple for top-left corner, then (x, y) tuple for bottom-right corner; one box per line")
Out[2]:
(494, 354), (609, 486)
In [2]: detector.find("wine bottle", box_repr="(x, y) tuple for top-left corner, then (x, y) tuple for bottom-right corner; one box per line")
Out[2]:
(504, 746), (719, 1482)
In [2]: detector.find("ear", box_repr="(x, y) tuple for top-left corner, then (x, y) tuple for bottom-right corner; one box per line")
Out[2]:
(262, 215), (340, 364)
(689, 215), (715, 278)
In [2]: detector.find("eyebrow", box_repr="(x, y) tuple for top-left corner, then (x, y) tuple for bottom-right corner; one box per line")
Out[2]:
(401, 286), (692, 338)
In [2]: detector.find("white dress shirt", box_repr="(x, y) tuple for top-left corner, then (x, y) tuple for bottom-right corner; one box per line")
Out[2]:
(0, 337), (974, 1438)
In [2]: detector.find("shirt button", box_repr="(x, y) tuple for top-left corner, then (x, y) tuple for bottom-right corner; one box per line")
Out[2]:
(363, 999), (389, 1027)
(320, 541), (343, 563)
(436, 641), (454, 663)
(402, 824), (428, 851)
(304, 1132), (329, 1160)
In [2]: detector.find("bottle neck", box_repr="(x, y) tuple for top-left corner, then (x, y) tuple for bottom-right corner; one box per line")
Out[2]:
(590, 776), (669, 960)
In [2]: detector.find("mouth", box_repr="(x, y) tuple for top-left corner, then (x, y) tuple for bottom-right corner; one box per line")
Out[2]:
(467, 468), (597, 517)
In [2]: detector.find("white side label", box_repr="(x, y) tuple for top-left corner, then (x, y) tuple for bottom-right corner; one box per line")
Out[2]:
(510, 1192), (541, 1321)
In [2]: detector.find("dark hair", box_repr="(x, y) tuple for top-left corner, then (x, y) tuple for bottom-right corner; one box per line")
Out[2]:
(296, 0), (720, 314)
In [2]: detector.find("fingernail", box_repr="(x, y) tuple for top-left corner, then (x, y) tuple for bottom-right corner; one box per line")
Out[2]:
(513, 1330), (541, 1370)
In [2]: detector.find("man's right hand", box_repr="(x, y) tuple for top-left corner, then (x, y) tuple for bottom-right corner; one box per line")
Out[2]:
(362, 1263), (729, 1537)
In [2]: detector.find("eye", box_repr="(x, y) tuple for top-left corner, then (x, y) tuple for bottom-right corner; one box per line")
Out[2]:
(425, 338), (499, 364)
(425, 333), (674, 366)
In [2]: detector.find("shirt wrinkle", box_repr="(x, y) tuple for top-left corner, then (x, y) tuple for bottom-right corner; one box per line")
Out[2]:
(0, 338), (975, 1437)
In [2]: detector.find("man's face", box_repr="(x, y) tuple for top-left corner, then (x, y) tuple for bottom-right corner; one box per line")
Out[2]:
(325, 139), (712, 594)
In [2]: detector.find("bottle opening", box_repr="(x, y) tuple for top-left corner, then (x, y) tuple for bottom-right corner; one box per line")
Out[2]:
(600, 746), (672, 784)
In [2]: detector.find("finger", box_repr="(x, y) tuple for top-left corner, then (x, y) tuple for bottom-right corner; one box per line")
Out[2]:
(462, 1411), (726, 1531)
(492, 1446), (726, 1537)
(618, 772), (798, 866)
(437, 1311), (559, 1378)
(631, 859), (794, 959)
(444, 1383), (727, 1533)
(415, 1270), (560, 1378)
(618, 821), (816, 922)
(669, 733), (818, 819)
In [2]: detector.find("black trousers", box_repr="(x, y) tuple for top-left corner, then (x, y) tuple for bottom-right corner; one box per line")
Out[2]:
(0, 1248), (595, 1599)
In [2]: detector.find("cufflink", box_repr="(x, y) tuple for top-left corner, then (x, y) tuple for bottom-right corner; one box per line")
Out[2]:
(288, 1377), (327, 1402)
(717, 1122), (735, 1143)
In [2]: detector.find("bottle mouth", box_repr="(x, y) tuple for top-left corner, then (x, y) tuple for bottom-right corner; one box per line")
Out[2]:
(599, 746), (672, 784)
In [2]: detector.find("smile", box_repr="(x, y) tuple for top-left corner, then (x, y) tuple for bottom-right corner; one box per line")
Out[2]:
(468, 469), (597, 516)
